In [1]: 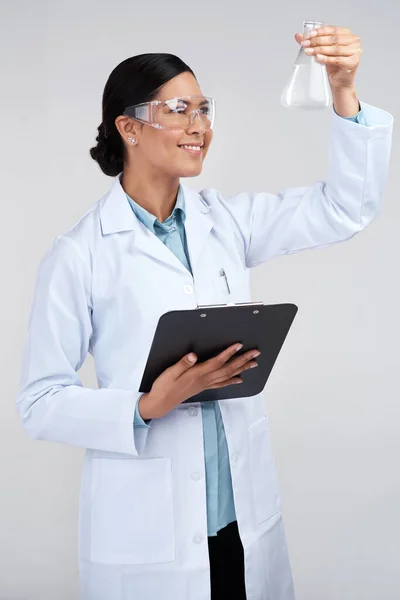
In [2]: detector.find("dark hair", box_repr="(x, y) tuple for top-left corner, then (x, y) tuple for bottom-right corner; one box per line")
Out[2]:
(90, 53), (195, 177)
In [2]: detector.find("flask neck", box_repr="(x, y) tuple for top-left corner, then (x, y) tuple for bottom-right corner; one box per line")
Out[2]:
(303, 20), (323, 37)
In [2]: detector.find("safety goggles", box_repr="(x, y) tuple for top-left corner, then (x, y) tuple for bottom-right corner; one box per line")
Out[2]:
(123, 95), (215, 131)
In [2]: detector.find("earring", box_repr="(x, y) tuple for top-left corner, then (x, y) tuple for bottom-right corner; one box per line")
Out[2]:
(128, 137), (136, 145)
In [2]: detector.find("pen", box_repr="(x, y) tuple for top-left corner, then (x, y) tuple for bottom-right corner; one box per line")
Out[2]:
(219, 268), (231, 295)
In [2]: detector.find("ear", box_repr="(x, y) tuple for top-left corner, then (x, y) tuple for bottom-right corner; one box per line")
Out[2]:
(115, 116), (141, 146)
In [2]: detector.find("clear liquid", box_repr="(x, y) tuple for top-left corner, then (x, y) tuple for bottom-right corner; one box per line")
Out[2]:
(282, 60), (331, 109)
(281, 19), (332, 111)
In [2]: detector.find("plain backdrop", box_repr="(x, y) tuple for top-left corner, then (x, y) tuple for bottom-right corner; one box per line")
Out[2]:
(1, 0), (399, 599)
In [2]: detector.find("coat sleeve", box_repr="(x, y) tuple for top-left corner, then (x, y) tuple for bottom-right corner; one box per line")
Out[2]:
(213, 102), (393, 268)
(16, 236), (149, 456)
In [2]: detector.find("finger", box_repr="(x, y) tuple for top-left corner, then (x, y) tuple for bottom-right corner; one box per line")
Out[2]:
(315, 53), (361, 69)
(304, 44), (359, 58)
(304, 34), (358, 48)
(208, 377), (243, 390)
(211, 351), (260, 384)
(211, 361), (258, 386)
(221, 350), (259, 375)
(229, 361), (258, 378)
(202, 343), (243, 371)
(309, 25), (351, 38)
(170, 352), (198, 378)
(294, 33), (304, 44)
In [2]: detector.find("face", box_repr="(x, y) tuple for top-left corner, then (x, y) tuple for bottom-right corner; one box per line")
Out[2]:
(118, 72), (213, 179)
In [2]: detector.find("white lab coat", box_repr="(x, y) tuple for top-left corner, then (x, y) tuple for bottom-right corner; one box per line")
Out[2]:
(17, 102), (392, 600)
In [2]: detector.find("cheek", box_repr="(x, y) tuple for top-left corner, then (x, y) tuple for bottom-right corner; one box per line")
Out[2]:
(160, 134), (184, 164)
(163, 132), (182, 151)
(202, 131), (213, 158)
(204, 130), (213, 150)
(206, 130), (214, 144)
(143, 131), (181, 162)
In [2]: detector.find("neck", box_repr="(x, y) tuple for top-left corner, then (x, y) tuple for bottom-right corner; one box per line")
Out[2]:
(121, 167), (180, 223)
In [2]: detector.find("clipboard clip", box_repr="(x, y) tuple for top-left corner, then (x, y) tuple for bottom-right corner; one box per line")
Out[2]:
(196, 301), (264, 309)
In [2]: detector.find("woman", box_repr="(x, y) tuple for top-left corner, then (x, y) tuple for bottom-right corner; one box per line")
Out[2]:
(17, 26), (392, 600)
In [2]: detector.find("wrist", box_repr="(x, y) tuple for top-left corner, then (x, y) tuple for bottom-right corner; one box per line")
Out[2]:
(331, 86), (360, 118)
(138, 393), (155, 420)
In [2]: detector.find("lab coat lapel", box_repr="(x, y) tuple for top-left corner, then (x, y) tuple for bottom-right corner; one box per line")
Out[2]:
(181, 184), (213, 273)
(99, 177), (190, 274)
(130, 221), (189, 274)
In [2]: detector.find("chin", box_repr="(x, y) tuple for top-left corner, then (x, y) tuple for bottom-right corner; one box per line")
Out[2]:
(179, 164), (203, 178)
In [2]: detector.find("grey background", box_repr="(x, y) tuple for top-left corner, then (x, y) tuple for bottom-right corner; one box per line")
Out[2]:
(1, 0), (399, 599)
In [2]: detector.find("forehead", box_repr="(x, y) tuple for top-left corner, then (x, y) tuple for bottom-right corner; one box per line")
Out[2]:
(156, 72), (203, 101)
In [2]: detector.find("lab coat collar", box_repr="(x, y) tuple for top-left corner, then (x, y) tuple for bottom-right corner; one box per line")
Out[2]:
(126, 184), (187, 233)
(99, 176), (213, 274)
(99, 176), (137, 235)
(99, 176), (210, 236)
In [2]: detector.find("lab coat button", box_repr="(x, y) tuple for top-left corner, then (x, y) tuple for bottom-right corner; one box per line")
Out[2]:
(184, 284), (194, 295)
(191, 471), (201, 481)
(188, 407), (198, 417)
(193, 534), (204, 544)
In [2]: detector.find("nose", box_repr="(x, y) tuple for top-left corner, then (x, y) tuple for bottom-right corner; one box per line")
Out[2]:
(186, 109), (207, 134)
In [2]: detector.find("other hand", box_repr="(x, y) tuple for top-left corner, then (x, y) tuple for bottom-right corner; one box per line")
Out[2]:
(139, 343), (260, 419)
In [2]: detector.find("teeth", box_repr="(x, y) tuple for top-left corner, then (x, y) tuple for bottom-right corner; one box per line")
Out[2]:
(181, 145), (202, 151)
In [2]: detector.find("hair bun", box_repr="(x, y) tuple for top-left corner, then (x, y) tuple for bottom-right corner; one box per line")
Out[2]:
(89, 122), (123, 177)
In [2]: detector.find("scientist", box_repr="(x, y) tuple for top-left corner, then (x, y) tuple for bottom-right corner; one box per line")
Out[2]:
(17, 25), (393, 600)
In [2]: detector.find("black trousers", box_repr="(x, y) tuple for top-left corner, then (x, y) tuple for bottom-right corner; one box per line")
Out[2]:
(208, 521), (247, 599)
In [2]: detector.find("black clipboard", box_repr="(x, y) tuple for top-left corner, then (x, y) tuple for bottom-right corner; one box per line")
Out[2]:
(139, 302), (298, 403)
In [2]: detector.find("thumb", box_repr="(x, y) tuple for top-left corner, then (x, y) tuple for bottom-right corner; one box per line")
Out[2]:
(172, 352), (198, 377)
(295, 32), (304, 44)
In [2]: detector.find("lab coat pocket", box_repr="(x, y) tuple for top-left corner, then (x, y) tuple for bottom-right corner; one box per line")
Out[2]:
(249, 417), (281, 525)
(90, 456), (175, 565)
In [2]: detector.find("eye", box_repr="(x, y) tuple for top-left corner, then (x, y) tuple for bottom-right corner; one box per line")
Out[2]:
(200, 105), (210, 115)
(164, 100), (188, 114)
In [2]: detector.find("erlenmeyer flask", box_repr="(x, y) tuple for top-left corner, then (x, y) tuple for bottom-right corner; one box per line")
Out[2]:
(281, 20), (332, 110)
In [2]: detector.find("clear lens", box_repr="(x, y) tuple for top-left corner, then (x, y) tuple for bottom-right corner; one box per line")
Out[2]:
(155, 97), (214, 130)
(124, 96), (215, 130)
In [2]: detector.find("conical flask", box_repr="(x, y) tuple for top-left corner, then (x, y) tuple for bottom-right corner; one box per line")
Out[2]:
(281, 20), (332, 110)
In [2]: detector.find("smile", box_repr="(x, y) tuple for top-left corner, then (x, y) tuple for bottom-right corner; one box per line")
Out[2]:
(179, 145), (203, 155)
